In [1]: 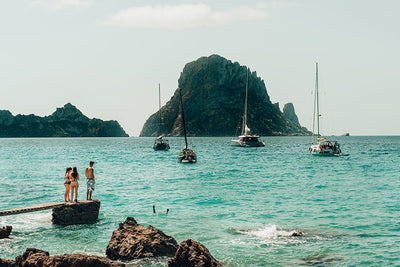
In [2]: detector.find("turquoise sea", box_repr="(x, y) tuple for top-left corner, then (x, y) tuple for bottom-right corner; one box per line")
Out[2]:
(0, 136), (399, 266)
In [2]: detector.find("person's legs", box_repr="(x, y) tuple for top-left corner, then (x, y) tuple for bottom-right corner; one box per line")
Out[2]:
(67, 184), (71, 201)
(70, 184), (74, 201)
(75, 184), (79, 202)
(64, 184), (68, 202)
(89, 190), (92, 200)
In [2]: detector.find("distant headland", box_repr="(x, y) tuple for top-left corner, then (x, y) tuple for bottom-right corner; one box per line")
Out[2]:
(140, 54), (310, 137)
(0, 103), (128, 137)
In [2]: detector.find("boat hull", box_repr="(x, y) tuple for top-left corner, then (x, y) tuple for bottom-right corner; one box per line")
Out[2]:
(231, 139), (265, 147)
(153, 141), (170, 151)
(309, 144), (343, 156)
(178, 149), (197, 163)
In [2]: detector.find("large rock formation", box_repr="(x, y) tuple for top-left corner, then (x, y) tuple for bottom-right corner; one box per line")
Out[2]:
(282, 103), (300, 126)
(11, 248), (125, 267)
(0, 103), (128, 137)
(168, 239), (223, 267)
(106, 217), (178, 261)
(140, 54), (310, 137)
(52, 199), (100, 226)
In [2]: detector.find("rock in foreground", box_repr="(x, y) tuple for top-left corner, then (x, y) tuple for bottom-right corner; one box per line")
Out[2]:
(0, 258), (16, 267)
(0, 226), (12, 239)
(168, 239), (223, 267)
(52, 199), (100, 226)
(106, 217), (178, 261)
(13, 248), (124, 267)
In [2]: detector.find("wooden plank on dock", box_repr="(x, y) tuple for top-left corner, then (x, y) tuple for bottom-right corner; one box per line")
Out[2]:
(0, 202), (65, 216)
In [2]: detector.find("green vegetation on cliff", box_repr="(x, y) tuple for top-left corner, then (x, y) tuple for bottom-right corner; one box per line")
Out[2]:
(0, 103), (128, 137)
(140, 55), (310, 137)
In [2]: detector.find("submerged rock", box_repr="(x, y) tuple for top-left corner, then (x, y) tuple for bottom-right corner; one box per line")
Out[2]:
(52, 199), (100, 226)
(0, 225), (12, 239)
(291, 231), (303, 237)
(106, 217), (178, 261)
(168, 239), (223, 267)
(14, 248), (125, 267)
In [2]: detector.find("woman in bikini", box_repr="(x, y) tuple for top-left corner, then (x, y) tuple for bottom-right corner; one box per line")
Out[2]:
(64, 167), (72, 202)
(70, 167), (80, 203)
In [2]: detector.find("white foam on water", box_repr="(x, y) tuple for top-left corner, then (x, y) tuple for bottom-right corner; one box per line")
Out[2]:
(0, 211), (52, 232)
(238, 225), (297, 239)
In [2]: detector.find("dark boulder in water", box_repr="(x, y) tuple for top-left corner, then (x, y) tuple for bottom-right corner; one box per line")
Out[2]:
(13, 248), (125, 267)
(0, 103), (128, 137)
(168, 239), (223, 267)
(291, 231), (303, 237)
(0, 225), (12, 239)
(106, 217), (178, 261)
(0, 258), (16, 267)
(140, 54), (310, 137)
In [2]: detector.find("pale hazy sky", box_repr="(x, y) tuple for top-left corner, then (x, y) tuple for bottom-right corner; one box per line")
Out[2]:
(1, 0), (399, 136)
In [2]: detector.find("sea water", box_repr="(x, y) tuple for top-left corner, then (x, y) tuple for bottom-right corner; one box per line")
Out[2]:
(0, 136), (399, 266)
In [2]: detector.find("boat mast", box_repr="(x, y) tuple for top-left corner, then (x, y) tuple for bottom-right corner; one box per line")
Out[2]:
(312, 62), (320, 144)
(241, 68), (249, 135)
(179, 87), (188, 149)
(158, 83), (162, 134)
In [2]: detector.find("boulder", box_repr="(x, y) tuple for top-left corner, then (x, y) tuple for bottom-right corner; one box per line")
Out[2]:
(52, 199), (100, 226)
(0, 258), (17, 267)
(0, 226), (12, 239)
(14, 248), (125, 267)
(106, 217), (178, 261)
(168, 239), (223, 267)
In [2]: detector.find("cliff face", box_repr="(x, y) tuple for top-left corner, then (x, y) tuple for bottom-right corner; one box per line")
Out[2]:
(140, 54), (310, 137)
(0, 103), (128, 137)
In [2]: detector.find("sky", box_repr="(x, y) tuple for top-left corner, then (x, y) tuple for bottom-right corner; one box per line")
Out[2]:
(1, 0), (399, 136)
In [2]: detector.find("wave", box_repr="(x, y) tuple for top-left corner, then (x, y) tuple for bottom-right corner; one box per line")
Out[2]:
(228, 225), (304, 240)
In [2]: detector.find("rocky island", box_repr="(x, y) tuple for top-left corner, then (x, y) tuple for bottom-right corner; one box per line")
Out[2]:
(140, 54), (310, 137)
(0, 103), (128, 137)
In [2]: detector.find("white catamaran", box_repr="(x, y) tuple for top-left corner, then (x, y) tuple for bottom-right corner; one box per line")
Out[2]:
(231, 68), (265, 147)
(178, 87), (196, 163)
(309, 63), (348, 156)
(153, 83), (170, 151)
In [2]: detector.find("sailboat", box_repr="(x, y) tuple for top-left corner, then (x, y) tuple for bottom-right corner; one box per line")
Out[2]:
(231, 68), (265, 147)
(178, 87), (196, 163)
(153, 83), (170, 151)
(309, 63), (348, 156)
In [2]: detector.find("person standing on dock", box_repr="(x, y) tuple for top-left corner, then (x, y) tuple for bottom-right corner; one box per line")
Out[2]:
(64, 167), (72, 202)
(85, 161), (95, 200)
(70, 167), (80, 203)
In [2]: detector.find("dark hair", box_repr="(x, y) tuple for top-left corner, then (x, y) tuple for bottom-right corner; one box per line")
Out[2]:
(90, 161), (94, 165)
(71, 167), (78, 178)
(65, 167), (72, 173)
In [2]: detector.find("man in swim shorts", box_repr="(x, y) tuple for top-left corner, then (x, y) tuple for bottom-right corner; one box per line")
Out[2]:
(85, 161), (95, 200)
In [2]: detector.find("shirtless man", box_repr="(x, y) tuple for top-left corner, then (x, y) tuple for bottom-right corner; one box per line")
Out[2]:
(85, 161), (95, 200)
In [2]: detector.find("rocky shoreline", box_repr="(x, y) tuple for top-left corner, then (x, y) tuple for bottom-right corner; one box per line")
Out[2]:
(0, 217), (223, 267)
